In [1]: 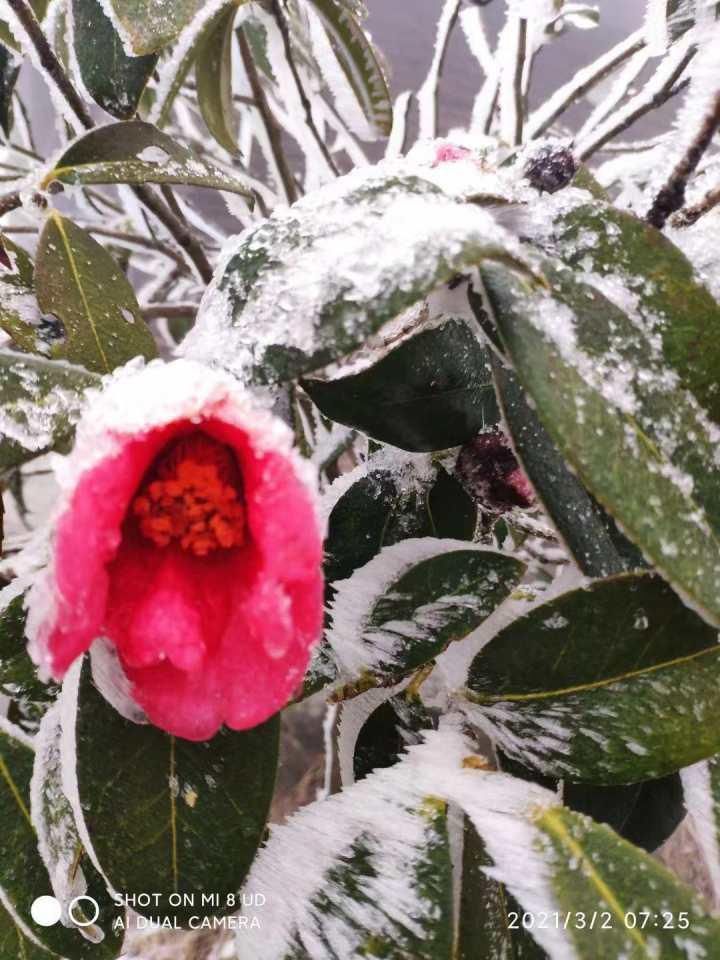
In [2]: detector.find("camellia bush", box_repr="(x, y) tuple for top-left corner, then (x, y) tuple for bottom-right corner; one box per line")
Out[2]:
(3, 0), (720, 957)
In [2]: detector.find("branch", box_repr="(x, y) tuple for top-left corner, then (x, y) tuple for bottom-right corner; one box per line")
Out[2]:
(671, 182), (720, 227)
(270, 0), (339, 177)
(237, 27), (298, 204)
(577, 42), (695, 160)
(142, 303), (198, 321)
(6, 0), (212, 282)
(647, 91), (720, 229)
(527, 30), (646, 140)
(6, 0), (93, 129)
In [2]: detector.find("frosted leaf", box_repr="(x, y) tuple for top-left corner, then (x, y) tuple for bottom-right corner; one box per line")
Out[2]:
(0, 351), (98, 471)
(30, 703), (103, 940)
(236, 725), (569, 960)
(326, 537), (525, 685)
(183, 163), (534, 385)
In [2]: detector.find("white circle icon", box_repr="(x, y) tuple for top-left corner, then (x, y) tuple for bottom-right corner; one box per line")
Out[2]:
(31, 896), (62, 927)
(68, 895), (100, 927)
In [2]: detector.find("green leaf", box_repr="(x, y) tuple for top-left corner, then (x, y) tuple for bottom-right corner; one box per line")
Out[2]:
(466, 572), (720, 784)
(70, 659), (279, 924)
(0, 595), (56, 704)
(187, 173), (535, 384)
(41, 121), (255, 200)
(458, 817), (547, 960)
(0, 900), (51, 960)
(534, 805), (720, 958)
(481, 259), (720, 626)
(102, 0), (204, 55)
(351, 693), (436, 782)
(491, 358), (644, 577)
(72, 0), (157, 119)
(324, 465), (434, 589)
(0, 235), (42, 353)
(0, 717), (122, 958)
(305, 0), (392, 137)
(0, 43), (19, 136)
(302, 317), (499, 452)
(195, 2), (238, 154)
(244, 781), (454, 959)
(327, 539), (525, 688)
(35, 212), (157, 374)
(0, 350), (98, 472)
(564, 775), (685, 854)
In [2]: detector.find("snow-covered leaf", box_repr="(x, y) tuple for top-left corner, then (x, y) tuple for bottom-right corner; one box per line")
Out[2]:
(195, 1), (238, 154)
(458, 817), (545, 960)
(184, 169), (535, 385)
(41, 120), (256, 200)
(492, 359), (644, 578)
(0, 714), (122, 957)
(31, 704), (110, 941)
(0, 235), (42, 353)
(0, 350), (98, 472)
(101, 0), (204, 55)
(305, 0), (392, 138)
(302, 316), (499, 453)
(482, 258), (720, 626)
(236, 728), (541, 960)
(36, 213), (157, 374)
(240, 725), (719, 959)
(541, 200), (720, 426)
(72, 0), (157, 119)
(327, 538), (525, 689)
(465, 572), (720, 783)
(64, 659), (279, 924)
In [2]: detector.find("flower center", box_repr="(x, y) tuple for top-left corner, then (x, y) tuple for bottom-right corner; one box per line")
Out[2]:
(132, 433), (246, 557)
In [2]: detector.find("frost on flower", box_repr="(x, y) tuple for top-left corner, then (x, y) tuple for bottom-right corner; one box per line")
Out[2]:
(26, 359), (324, 740)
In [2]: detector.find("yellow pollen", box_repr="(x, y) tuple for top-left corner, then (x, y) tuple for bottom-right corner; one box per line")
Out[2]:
(132, 434), (246, 556)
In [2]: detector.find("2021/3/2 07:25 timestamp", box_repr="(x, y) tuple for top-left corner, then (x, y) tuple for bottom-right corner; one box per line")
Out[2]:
(508, 911), (691, 931)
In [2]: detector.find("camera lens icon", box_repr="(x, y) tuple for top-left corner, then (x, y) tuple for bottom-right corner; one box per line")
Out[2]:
(31, 895), (100, 928)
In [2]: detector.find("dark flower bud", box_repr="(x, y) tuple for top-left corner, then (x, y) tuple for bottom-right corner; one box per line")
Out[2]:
(524, 145), (579, 194)
(456, 429), (535, 513)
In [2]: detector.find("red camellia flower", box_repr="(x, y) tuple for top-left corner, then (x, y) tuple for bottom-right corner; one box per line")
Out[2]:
(27, 360), (324, 740)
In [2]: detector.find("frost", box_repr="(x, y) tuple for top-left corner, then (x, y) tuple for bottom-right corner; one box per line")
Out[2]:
(31, 703), (103, 942)
(237, 725), (571, 960)
(182, 163), (530, 384)
(326, 537), (513, 681)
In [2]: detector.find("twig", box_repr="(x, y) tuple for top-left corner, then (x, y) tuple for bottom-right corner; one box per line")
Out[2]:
(6, 0), (93, 129)
(270, 0), (339, 177)
(671, 183), (720, 227)
(499, 15), (527, 146)
(417, 0), (461, 140)
(0, 191), (22, 217)
(527, 30), (646, 140)
(7, 0), (212, 282)
(577, 42), (695, 160)
(237, 27), (298, 204)
(142, 303), (198, 321)
(647, 91), (720, 229)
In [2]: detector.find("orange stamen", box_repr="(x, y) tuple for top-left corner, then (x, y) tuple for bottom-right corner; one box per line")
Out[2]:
(131, 434), (246, 556)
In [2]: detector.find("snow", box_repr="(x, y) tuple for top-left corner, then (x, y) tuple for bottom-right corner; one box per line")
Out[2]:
(326, 537), (514, 681)
(183, 160), (530, 385)
(237, 724), (572, 960)
(681, 760), (720, 908)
